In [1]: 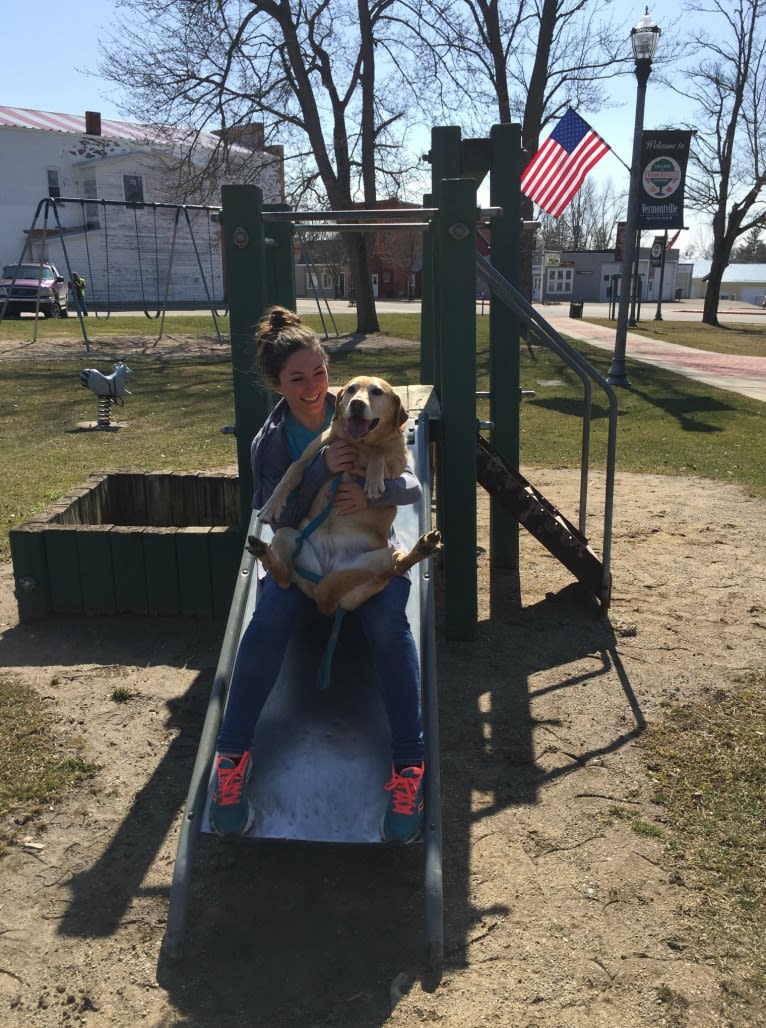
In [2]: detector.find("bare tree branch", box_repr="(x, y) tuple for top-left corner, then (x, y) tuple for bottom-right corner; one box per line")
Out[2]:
(680, 0), (766, 324)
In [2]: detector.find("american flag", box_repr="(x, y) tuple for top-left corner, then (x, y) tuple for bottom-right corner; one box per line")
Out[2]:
(521, 109), (610, 218)
(666, 229), (682, 250)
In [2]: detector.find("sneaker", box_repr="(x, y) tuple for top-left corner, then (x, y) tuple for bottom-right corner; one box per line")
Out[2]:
(382, 764), (425, 843)
(209, 752), (255, 836)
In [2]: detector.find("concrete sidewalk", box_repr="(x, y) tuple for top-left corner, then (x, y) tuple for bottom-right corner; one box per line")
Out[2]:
(540, 303), (766, 404)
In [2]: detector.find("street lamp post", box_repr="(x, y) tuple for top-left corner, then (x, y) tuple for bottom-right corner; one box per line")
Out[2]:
(654, 228), (668, 321)
(607, 9), (661, 387)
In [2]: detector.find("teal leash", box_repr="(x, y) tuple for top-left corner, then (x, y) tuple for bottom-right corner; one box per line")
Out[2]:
(316, 605), (345, 691)
(292, 473), (342, 579)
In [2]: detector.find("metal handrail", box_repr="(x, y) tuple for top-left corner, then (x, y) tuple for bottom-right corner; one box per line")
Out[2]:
(476, 254), (617, 608)
(416, 407), (444, 968)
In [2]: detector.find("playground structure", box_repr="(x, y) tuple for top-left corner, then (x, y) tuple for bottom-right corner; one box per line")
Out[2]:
(217, 124), (615, 636)
(161, 123), (618, 967)
(5, 121), (618, 967)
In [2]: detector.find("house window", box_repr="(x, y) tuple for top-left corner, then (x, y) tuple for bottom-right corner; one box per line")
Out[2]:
(546, 267), (573, 295)
(322, 271), (333, 290)
(47, 170), (61, 199)
(123, 175), (145, 204)
(83, 176), (100, 229)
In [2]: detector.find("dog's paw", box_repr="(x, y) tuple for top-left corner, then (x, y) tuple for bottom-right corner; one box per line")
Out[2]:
(257, 497), (282, 524)
(416, 529), (442, 556)
(364, 477), (386, 502)
(246, 535), (269, 558)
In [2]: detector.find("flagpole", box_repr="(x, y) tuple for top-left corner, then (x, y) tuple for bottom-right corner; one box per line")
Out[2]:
(608, 11), (661, 388)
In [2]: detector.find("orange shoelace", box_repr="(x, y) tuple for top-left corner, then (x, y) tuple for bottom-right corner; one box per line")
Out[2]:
(215, 756), (248, 806)
(384, 767), (424, 815)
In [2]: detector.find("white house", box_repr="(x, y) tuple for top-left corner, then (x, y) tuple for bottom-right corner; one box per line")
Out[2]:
(687, 260), (766, 306)
(0, 107), (284, 308)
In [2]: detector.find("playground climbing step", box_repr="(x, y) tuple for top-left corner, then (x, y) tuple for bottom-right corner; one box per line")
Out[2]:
(476, 435), (606, 604)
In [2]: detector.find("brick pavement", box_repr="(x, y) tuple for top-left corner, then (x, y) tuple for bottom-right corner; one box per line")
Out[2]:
(542, 309), (766, 403)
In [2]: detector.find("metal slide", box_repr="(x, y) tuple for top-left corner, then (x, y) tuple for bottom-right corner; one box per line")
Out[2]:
(163, 401), (443, 965)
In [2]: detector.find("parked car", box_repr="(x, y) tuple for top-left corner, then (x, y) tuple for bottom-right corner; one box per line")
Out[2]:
(0, 262), (69, 318)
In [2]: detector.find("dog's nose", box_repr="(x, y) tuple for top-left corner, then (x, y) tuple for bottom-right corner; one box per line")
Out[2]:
(348, 397), (366, 415)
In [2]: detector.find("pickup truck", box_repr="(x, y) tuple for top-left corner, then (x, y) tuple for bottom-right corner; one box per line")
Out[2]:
(0, 262), (69, 318)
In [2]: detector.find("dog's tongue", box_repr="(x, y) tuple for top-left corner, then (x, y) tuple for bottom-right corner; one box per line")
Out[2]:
(346, 417), (371, 440)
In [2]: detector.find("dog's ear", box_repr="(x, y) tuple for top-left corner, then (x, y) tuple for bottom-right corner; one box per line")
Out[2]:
(333, 386), (346, 422)
(394, 392), (408, 428)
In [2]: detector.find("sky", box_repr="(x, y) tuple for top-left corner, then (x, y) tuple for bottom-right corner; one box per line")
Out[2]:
(1, 0), (704, 243)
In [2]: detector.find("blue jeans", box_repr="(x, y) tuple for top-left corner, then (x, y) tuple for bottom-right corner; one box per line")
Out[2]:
(216, 574), (424, 766)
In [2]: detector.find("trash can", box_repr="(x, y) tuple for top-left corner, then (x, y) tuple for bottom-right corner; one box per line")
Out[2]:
(569, 301), (583, 318)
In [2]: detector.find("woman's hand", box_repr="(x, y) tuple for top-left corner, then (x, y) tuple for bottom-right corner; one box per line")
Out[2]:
(324, 439), (358, 474)
(333, 480), (369, 515)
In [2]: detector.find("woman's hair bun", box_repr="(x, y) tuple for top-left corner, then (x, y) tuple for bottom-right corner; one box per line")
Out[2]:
(262, 305), (301, 335)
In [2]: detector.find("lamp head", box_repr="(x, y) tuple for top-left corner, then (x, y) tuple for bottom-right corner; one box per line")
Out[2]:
(631, 8), (661, 62)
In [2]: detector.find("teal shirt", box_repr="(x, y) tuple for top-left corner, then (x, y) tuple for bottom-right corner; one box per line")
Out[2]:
(285, 402), (333, 461)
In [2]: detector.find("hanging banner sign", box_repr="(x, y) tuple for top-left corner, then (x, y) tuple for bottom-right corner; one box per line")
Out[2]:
(650, 236), (665, 267)
(638, 130), (693, 230)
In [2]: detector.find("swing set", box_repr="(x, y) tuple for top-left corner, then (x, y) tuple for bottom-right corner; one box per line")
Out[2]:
(2, 196), (229, 349)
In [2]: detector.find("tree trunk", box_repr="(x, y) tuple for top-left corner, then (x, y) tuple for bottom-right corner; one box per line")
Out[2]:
(348, 232), (380, 333)
(354, 0), (380, 335)
(518, 0), (557, 305)
(702, 258), (725, 326)
(702, 211), (735, 326)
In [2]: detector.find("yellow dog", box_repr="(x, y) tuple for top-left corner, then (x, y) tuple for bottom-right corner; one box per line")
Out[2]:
(250, 375), (441, 616)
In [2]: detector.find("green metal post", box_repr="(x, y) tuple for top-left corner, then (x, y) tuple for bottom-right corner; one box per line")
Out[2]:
(489, 123), (523, 568)
(221, 184), (270, 536)
(430, 126), (463, 187)
(264, 203), (296, 310)
(420, 192), (435, 385)
(425, 127), (463, 392)
(436, 178), (478, 639)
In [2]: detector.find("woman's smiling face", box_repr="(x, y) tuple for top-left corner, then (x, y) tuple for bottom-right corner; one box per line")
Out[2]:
(275, 347), (329, 429)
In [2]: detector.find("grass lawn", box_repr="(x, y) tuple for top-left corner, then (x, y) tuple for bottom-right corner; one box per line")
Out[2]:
(2, 309), (763, 357)
(642, 668), (766, 991)
(2, 315), (764, 562)
(0, 313), (226, 341)
(583, 316), (766, 357)
(0, 675), (99, 855)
